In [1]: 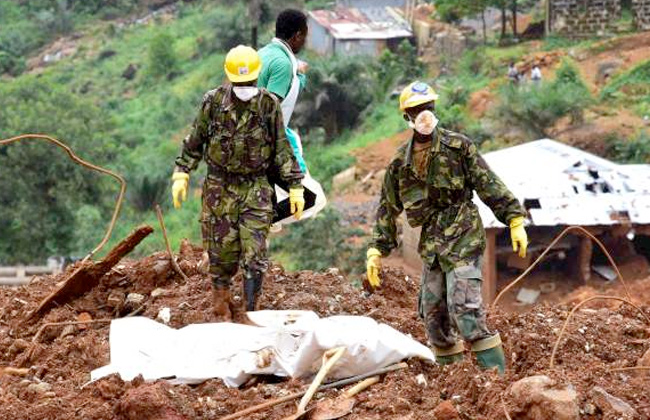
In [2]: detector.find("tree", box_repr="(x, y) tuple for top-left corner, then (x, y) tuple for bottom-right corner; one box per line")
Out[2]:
(148, 31), (177, 78)
(435, 0), (490, 42)
(208, 3), (249, 51)
(374, 40), (425, 101)
(35, 0), (75, 37)
(293, 56), (374, 141)
(493, 60), (593, 138)
(0, 77), (118, 264)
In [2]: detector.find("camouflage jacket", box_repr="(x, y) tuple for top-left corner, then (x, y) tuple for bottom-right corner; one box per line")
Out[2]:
(175, 84), (303, 187)
(371, 128), (526, 271)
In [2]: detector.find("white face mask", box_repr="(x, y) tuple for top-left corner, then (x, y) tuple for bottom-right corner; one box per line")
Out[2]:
(232, 86), (259, 101)
(408, 110), (439, 135)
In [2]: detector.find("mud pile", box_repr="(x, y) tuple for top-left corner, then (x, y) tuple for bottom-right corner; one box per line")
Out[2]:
(1, 244), (648, 419)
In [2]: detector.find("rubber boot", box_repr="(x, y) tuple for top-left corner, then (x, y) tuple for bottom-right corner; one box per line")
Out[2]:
(472, 333), (506, 375)
(243, 272), (263, 312)
(433, 341), (465, 366)
(212, 287), (233, 322)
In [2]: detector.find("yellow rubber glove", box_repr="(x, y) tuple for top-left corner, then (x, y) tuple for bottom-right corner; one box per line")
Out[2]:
(509, 216), (528, 258)
(289, 187), (305, 220)
(171, 172), (190, 209)
(366, 248), (382, 290)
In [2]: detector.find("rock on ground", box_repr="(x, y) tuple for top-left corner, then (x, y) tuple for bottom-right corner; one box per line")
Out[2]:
(509, 375), (579, 420)
(591, 386), (638, 419)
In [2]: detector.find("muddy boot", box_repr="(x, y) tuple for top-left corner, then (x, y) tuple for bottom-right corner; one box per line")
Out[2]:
(212, 287), (232, 322)
(433, 341), (465, 366)
(472, 333), (506, 375)
(243, 272), (263, 312)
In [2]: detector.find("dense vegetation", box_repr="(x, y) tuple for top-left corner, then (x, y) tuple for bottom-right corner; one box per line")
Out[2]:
(0, 0), (409, 266)
(1, 0), (648, 272)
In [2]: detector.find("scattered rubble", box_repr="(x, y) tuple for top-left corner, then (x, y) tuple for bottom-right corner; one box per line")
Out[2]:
(509, 375), (579, 420)
(516, 287), (541, 305)
(432, 400), (460, 420)
(0, 242), (649, 419)
(591, 386), (638, 419)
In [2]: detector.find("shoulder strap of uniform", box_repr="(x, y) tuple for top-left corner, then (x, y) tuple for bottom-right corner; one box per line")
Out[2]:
(439, 128), (468, 150)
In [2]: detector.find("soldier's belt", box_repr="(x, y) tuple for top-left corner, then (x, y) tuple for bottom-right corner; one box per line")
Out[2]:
(207, 166), (267, 183)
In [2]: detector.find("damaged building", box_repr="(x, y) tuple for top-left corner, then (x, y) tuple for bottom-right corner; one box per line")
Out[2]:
(401, 139), (650, 303)
(306, 5), (413, 56)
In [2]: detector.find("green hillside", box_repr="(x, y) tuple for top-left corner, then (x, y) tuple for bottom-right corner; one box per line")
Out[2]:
(0, 1), (407, 264)
(1, 0), (648, 270)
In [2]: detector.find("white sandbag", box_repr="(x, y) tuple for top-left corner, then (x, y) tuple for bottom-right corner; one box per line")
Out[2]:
(91, 310), (434, 387)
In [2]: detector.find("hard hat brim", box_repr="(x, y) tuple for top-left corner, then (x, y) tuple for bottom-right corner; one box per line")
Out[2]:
(400, 93), (439, 111)
(225, 67), (261, 83)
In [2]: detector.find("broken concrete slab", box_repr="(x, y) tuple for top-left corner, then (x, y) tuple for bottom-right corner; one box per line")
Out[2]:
(591, 386), (637, 419)
(516, 288), (541, 305)
(593, 265), (617, 282)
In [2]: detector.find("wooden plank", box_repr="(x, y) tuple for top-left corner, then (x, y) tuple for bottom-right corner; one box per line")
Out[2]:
(24, 225), (153, 323)
(577, 235), (593, 284)
(482, 228), (498, 304)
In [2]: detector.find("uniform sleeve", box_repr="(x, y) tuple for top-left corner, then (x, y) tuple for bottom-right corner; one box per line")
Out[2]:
(464, 141), (526, 224)
(263, 57), (292, 100)
(370, 162), (403, 256)
(270, 99), (303, 187)
(174, 93), (212, 173)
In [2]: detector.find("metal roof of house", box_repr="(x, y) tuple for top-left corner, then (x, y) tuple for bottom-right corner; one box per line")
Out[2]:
(308, 7), (412, 40)
(474, 139), (650, 228)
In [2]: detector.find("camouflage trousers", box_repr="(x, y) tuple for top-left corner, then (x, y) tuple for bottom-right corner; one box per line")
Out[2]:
(201, 175), (273, 288)
(418, 257), (494, 350)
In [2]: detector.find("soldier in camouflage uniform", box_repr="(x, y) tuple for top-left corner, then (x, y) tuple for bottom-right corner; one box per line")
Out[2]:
(171, 46), (304, 322)
(365, 82), (529, 374)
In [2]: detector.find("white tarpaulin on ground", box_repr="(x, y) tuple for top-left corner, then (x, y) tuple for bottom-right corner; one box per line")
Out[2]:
(90, 311), (435, 387)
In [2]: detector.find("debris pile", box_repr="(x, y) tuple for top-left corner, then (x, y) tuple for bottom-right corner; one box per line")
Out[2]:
(0, 241), (649, 419)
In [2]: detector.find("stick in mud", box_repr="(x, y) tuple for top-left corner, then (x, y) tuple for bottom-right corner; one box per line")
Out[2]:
(155, 204), (190, 283)
(23, 225), (154, 324)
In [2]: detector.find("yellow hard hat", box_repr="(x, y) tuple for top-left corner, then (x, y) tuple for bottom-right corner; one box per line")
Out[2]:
(399, 81), (439, 111)
(224, 45), (261, 83)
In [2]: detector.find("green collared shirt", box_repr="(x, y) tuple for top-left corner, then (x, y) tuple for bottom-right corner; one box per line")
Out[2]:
(258, 42), (306, 100)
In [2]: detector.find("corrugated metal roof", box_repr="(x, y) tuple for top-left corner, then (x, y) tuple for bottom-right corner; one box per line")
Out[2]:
(309, 7), (412, 40)
(474, 139), (650, 227)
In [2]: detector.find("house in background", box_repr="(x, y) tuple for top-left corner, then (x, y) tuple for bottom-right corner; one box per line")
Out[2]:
(307, 5), (413, 56)
(400, 139), (650, 303)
